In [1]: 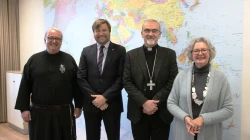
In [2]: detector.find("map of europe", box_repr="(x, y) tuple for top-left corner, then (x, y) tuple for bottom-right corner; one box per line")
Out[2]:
(44, 0), (243, 139)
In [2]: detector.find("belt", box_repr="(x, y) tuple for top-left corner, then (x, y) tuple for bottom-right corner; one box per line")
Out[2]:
(32, 103), (69, 110)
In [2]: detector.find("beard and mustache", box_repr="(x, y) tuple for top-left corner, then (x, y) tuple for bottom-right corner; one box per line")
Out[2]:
(145, 36), (157, 47)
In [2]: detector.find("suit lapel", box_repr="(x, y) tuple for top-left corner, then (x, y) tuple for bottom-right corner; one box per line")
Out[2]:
(154, 47), (164, 82)
(102, 42), (114, 75)
(136, 47), (148, 81)
(90, 44), (98, 72)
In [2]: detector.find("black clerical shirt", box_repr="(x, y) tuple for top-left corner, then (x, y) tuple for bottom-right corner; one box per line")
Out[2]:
(143, 45), (158, 99)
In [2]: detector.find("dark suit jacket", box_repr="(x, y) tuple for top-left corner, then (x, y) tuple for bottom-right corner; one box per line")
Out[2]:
(123, 45), (178, 124)
(77, 42), (126, 114)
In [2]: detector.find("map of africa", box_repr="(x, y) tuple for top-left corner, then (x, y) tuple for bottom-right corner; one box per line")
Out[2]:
(44, 0), (243, 139)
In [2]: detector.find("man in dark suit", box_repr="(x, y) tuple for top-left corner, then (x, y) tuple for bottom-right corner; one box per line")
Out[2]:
(123, 19), (178, 140)
(77, 19), (126, 140)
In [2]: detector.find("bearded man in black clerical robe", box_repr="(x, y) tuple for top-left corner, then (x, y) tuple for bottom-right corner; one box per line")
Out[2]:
(123, 19), (178, 140)
(15, 28), (83, 140)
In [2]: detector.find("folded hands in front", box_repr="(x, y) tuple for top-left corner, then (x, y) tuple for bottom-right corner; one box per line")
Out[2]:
(184, 116), (204, 136)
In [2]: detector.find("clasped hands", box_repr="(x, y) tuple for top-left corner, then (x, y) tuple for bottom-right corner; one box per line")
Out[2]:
(91, 94), (108, 111)
(142, 100), (159, 115)
(184, 116), (204, 136)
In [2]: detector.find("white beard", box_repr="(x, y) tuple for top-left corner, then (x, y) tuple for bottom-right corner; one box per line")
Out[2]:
(146, 39), (156, 46)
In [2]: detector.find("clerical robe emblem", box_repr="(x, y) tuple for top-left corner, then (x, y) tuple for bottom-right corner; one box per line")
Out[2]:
(59, 64), (65, 74)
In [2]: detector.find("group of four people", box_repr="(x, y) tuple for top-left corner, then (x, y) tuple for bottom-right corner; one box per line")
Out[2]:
(15, 19), (233, 140)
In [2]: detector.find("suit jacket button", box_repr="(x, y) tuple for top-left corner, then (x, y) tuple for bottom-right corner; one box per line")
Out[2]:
(144, 88), (146, 91)
(98, 89), (100, 91)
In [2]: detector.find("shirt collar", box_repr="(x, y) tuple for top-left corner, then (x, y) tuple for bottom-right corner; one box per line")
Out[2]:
(97, 41), (110, 50)
(143, 44), (158, 53)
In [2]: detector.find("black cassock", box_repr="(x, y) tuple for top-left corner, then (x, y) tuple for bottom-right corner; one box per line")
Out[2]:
(15, 51), (83, 140)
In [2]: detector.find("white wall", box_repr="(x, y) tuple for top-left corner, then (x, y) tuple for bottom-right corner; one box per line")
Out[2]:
(19, 0), (44, 70)
(19, 0), (250, 139)
(241, 0), (250, 139)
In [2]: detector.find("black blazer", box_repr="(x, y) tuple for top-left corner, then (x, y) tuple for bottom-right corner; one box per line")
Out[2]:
(77, 42), (126, 113)
(123, 46), (178, 124)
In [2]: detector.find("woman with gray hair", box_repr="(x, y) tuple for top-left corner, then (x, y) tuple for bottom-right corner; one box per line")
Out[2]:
(167, 37), (233, 140)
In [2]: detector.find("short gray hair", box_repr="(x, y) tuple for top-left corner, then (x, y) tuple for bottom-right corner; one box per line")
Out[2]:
(44, 27), (63, 40)
(187, 37), (216, 61)
(142, 19), (161, 31)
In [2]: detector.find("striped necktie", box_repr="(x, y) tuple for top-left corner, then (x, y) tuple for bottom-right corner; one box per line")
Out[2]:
(97, 46), (104, 75)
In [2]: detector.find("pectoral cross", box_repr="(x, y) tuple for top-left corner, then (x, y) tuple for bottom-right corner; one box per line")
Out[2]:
(147, 80), (155, 90)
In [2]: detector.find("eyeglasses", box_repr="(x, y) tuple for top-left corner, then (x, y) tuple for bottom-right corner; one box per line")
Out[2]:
(192, 49), (210, 54)
(143, 29), (160, 34)
(47, 36), (62, 42)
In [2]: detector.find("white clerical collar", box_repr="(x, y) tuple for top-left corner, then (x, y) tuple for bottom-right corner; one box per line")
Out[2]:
(144, 44), (158, 52)
(147, 47), (152, 51)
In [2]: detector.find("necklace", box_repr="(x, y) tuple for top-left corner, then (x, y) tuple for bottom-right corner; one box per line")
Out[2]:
(191, 70), (210, 106)
(146, 49), (157, 90)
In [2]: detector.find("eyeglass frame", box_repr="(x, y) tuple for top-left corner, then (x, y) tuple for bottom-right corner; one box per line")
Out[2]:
(143, 29), (161, 34)
(192, 49), (210, 54)
(46, 36), (62, 42)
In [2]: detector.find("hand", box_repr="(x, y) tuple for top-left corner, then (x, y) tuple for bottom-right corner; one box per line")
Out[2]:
(74, 108), (82, 118)
(99, 102), (109, 111)
(185, 116), (194, 127)
(91, 94), (107, 108)
(185, 116), (196, 136)
(21, 111), (31, 122)
(191, 116), (204, 132)
(184, 116), (202, 136)
(186, 125), (200, 136)
(142, 100), (159, 115)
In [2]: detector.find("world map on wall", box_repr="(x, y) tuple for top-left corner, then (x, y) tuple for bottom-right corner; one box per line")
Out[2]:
(44, 0), (243, 139)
